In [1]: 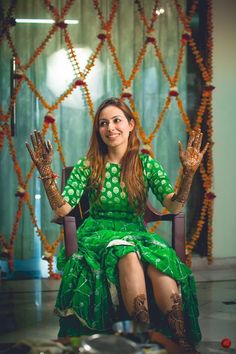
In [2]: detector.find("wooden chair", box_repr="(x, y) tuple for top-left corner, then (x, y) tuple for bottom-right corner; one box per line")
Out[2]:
(55, 166), (186, 263)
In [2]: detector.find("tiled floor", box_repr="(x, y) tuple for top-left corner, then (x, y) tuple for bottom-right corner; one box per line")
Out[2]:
(0, 257), (236, 353)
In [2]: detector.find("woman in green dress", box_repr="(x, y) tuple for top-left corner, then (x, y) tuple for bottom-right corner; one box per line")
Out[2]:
(26, 97), (208, 354)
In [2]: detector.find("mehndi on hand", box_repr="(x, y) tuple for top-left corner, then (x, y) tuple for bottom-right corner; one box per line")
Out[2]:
(171, 128), (209, 206)
(25, 130), (66, 210)
(25, 130), (53, 179)
(178, 128), (209, 176)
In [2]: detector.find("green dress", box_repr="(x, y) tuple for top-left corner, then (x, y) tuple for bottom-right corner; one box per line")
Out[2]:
(55, 154), (201, 344)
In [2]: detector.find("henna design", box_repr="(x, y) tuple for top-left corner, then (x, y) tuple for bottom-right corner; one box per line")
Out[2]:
(171, 172), (193, 205)
(131, 294), (150, 323)
(171, 129), (209, 207)
(26, 130), (66, 210)
(43, 178), (66, 210)
(166, 293), (201, 354)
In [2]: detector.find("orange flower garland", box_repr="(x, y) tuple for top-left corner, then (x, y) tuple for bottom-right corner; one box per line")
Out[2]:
(23, 25), (58, 71)
(63, 28), (95, 120)
(0, 0), (214, 274)
(106, 36), (126, 84)
(175, 96), (192, 132)
(51, 121), (66, 168)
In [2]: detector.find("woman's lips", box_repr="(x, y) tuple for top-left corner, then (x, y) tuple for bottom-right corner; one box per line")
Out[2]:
(107, 134), (120, 139)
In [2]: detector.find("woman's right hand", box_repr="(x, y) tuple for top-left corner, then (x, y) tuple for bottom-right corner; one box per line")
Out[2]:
(25, 130), (53, 175)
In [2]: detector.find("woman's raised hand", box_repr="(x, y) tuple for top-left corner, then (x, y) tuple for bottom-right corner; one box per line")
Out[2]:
(25, 131), (67, 211)
(178, 129), (209, 175)
(25, 130), (53, 175)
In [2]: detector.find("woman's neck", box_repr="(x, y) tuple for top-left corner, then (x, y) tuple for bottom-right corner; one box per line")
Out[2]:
(107, 147), (126, 164)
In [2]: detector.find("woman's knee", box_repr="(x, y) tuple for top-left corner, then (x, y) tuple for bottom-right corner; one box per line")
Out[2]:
(146, 264), (162, 280)
(118, 252), (141, 271)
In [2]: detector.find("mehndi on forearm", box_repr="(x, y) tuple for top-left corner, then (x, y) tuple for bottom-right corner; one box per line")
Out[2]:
(39, 166), (66, 210)
(171, 170), (194, 206)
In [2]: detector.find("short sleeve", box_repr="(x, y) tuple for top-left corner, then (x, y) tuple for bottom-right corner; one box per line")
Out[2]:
(140, 154), (174, 204)
(62, 158), (91, 208)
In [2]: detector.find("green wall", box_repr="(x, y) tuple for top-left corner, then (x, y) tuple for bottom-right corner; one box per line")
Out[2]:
(212, 0), (236, 257)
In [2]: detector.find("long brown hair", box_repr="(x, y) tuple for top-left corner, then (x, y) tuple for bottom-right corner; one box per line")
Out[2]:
(87, 97), (146, 213)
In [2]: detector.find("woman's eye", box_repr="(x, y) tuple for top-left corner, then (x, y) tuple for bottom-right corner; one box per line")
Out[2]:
(114, 118), (121, 123)
(99, 121), (107, 127)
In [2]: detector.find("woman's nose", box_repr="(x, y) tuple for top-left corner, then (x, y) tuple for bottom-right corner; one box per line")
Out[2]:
(107, 122), (115, 131)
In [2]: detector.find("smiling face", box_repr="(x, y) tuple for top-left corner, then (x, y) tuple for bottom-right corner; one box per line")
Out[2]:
(98, 105), (134, 153)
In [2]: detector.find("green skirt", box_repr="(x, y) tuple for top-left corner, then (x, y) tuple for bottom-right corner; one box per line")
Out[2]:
(55, 216), (201, 344)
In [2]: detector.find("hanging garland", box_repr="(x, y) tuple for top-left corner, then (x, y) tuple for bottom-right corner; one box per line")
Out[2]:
(0, 0), (214, 275)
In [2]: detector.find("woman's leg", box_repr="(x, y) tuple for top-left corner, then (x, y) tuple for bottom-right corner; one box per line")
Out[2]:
(118, 252), (149, 323)
(147, 264), (200, 354)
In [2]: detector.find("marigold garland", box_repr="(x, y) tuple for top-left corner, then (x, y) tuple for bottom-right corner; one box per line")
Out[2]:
(127, 43), (148, 85)
(147, 96), (171, 144)
(24, 75), (51, 110)
(23, 25), (58, 71)
(7, 77), (24, 118)
(63, 28), (95, 119)
(153, 42), (172, 83)
(43, 0), (60, 21)
(0, 0), (16, 46)
(93, 0), (120, 32)
(135, 0), (160, 31)
(0, 0), (214, 275)
(51, 122), (66, 168)
(106, 35), (126, 84)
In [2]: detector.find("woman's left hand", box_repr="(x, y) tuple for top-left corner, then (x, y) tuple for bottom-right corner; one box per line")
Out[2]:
(178, 129), (209, 175)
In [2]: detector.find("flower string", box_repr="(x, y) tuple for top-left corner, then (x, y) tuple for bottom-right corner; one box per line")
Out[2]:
(153, 41), (172, 83)
(64, 29), (82, 77)
(63, 28), (95, 119)
(148, 0), (160, 32)
(7, 77), (24, 118)
(106, 35), (126, 84)
(0, 124), (4, 152)
(175, 96), (192, 132)
(23, 25), (58, 70)
(93, 0), (119, 32)
(61, 0), (76, 18)
(127, 96), (146, 144)
(26, 198), (64, 276)
(0, 0), (214, 272)
(43, 0), (60, 21)
(147, 96), (171, 144)
(171, 41), (185, 84)
(50, 82), (77, 111)
(0, 0), (16, 45)
(83, 41), (104, 77)
(186, 195), (208, 266)
(187, 0), (199, 21)
(24, 75), (51, 109)
(51, 122), (66, 168)
(5, 124), (25, 187)
(127, 42), (148, 85)
(174, 0), (211, 83)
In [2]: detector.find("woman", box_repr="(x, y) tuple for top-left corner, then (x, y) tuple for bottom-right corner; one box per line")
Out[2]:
(26, 97), (208, 353)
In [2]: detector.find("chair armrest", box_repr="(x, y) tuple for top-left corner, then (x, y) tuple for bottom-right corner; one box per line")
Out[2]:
(63, 216), (78, 258)
(51, 216), (64, 225)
